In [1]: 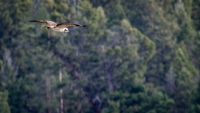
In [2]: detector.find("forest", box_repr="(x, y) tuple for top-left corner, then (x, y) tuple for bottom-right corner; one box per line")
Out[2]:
(0, 0), (200, 113)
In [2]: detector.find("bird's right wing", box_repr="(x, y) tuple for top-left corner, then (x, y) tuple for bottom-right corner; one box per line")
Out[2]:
(56, 23), (86, 28)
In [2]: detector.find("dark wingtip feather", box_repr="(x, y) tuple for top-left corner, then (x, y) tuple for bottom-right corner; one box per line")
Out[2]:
(29, 20), (45, 23)
(29, 20), (39, 22)
(29, 20), (34, 22)
(75, 24), (86, 27)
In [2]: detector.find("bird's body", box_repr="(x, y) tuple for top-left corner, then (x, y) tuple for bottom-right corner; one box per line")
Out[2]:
(52, 27), (69, 32)
(29, 20), (86, 32)
(43, 26), (69, 32)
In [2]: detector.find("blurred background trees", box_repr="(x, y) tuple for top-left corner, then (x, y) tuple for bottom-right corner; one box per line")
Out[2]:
(0, 0), (200, 113)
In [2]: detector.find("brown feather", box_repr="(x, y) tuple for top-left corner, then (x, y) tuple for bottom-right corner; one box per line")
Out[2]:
(29, 20), (47, 23)
(29, 20), (57, 26)
(56, 23), (86, 28)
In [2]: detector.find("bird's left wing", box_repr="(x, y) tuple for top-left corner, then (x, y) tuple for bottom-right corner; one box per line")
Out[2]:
(29, 20), (47, 24)
(29, 20), (57, 26)
(56, 23), (86, 28)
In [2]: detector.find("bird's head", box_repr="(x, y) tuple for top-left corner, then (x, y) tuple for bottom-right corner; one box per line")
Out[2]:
(63, 28), (69, 32)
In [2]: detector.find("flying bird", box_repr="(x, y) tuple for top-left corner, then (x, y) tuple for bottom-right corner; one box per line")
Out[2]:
(29, 20), (86, 32)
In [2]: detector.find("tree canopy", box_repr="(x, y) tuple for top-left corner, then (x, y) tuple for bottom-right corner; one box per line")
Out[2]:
(0, 0), (200, 113)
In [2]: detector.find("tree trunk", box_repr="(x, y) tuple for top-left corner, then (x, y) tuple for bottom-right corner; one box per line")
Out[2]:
(45, 71), (51, 113)
(59, 70), (64, 113)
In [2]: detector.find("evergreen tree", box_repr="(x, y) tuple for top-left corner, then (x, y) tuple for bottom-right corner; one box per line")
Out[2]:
(0, 0), (200, 113)
(0, 91), (11, 113)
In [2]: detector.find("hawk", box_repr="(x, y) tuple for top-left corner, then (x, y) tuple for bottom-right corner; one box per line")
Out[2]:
(29, 20), (86, 32)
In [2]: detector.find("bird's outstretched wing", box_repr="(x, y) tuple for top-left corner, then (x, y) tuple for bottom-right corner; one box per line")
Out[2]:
(56, 23), (86, 28)
(29, 20), (57, 26)
(29, 20), (47, 23)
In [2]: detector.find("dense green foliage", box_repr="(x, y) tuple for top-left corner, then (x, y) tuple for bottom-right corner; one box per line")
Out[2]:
(0, 91), (10, 113)
(0, 0), (200, 113)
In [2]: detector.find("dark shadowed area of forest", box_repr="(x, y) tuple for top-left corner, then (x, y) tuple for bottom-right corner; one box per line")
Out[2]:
(1, 0), (200, 113)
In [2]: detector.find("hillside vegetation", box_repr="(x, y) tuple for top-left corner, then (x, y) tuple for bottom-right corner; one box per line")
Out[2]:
(0, 0), (200, 113)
